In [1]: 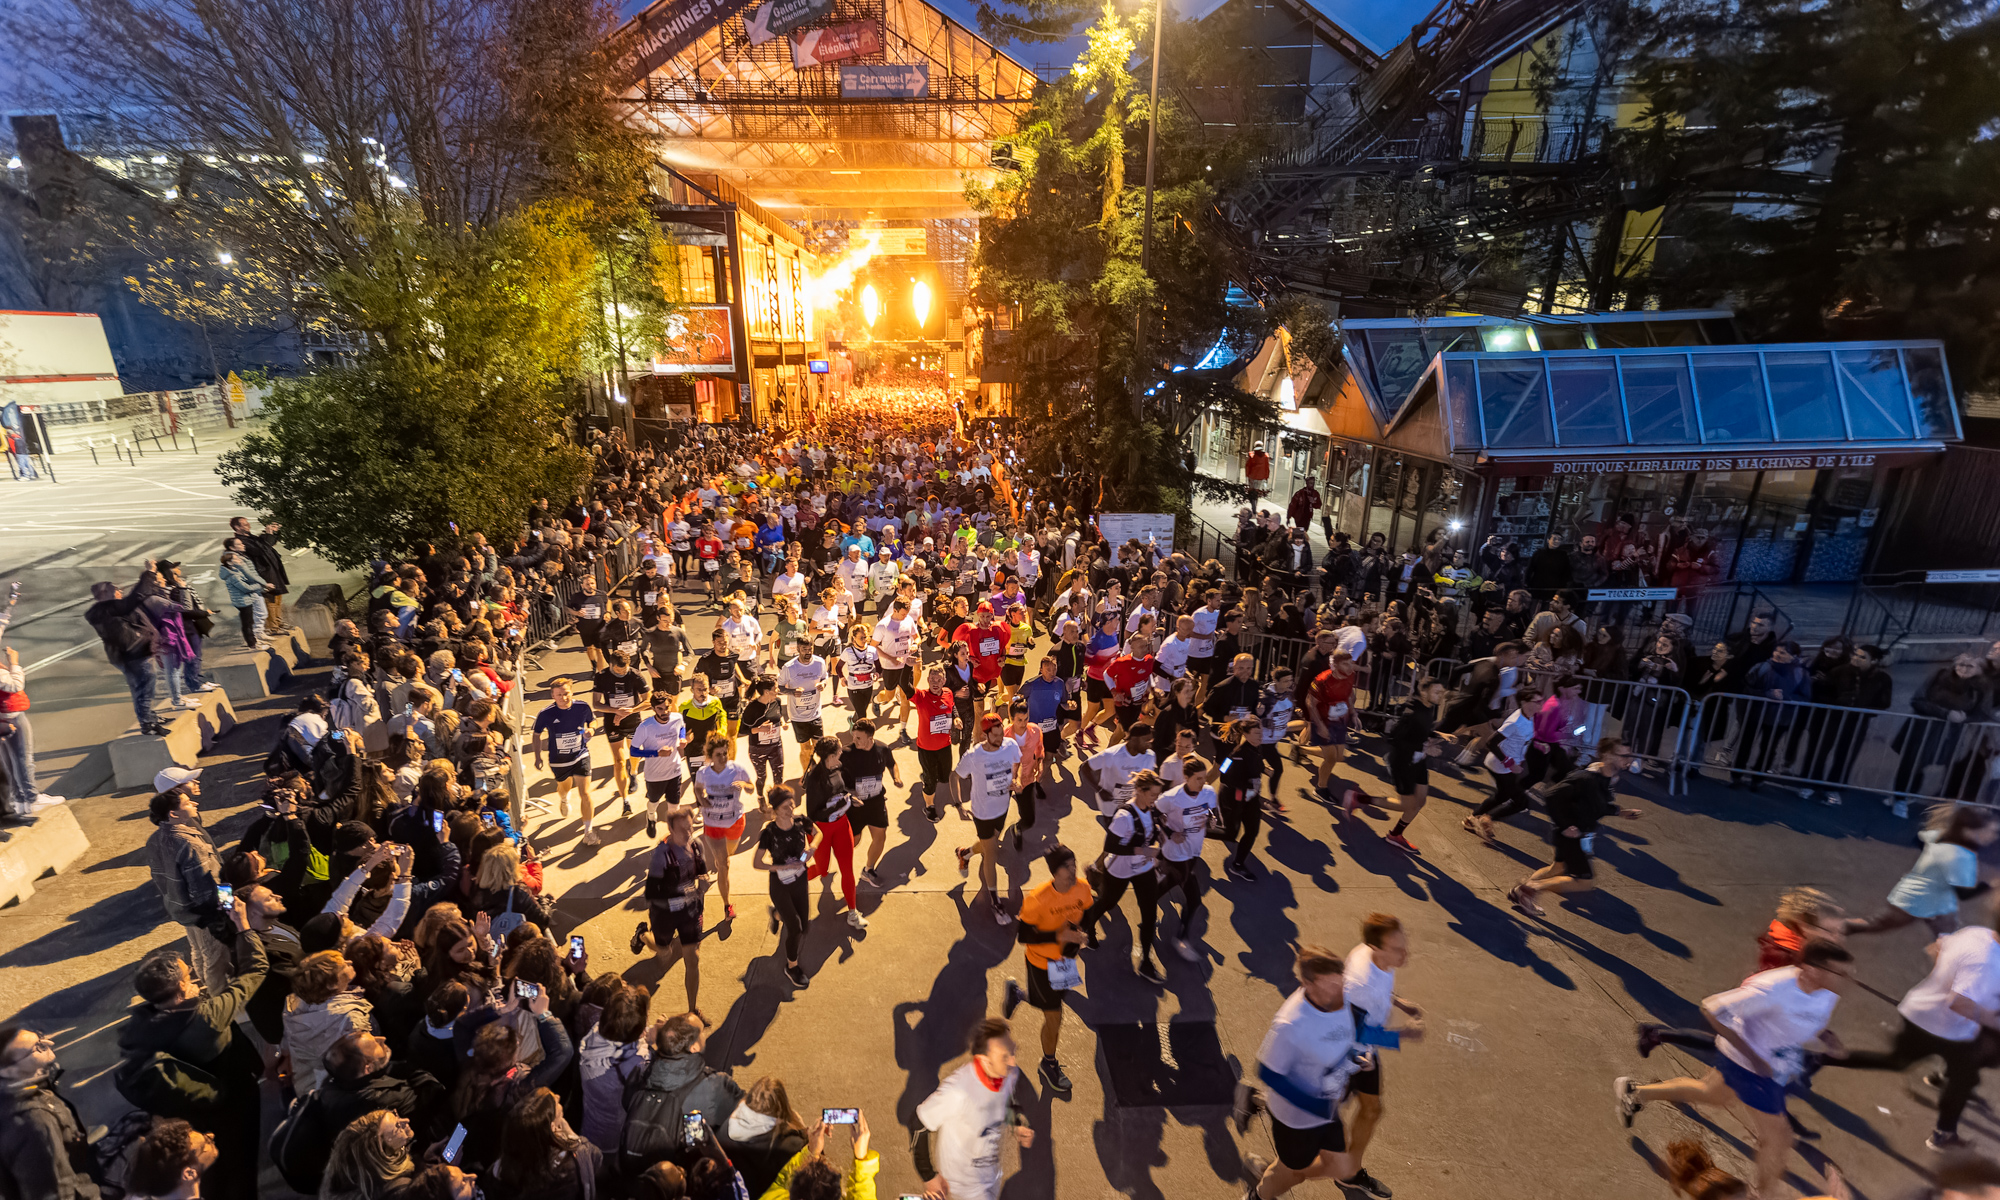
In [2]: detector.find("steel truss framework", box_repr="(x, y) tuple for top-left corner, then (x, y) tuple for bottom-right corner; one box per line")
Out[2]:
(627, 0), (1038, 219)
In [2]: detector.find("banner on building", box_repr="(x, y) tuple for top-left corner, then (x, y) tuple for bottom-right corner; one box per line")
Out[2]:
(790, 19), (881, 68)
(1097, 512), (1176, 550)
(840, 63), (929, 98)
(654, 305), (737, 374)
(743, 0), (832, 44)
(615, 0), (758, 85)
(869, 226), (928, 255)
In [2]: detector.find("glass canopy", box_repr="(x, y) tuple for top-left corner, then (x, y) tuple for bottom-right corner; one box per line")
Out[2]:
(1401, 341), (1959, 455)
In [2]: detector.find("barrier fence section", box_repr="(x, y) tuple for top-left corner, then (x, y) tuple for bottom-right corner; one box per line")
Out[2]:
(1680, 692), (2000, 806)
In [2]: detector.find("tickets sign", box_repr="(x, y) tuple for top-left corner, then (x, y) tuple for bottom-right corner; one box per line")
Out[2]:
(1586, 588), (1679, 602)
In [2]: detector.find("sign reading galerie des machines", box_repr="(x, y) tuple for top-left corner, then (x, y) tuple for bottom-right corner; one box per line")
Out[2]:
(1484, 448), (1942, 476)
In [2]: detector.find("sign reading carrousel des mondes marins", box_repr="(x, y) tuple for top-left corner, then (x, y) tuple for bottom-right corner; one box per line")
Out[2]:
(790, 19), (882, 68)
(840, 63), (929, 98)
(615, 0), (760, 86)
(742, 0), (834, 45)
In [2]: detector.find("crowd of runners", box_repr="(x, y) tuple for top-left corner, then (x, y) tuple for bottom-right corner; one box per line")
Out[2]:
(33, 386), (2000, 1200)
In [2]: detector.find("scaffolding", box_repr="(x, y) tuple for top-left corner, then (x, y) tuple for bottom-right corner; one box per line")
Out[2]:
(625, 0), (1038, 220)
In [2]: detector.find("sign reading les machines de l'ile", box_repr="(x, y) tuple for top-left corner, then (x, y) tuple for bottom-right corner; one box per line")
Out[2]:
(614, 0), (760, 85)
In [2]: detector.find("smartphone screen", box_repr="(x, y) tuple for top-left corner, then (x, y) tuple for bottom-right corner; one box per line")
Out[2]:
(822, 1107), (859, 1125)
(430, 810), (445, 832)
(514, 979), (539, 1000)
(441, 1124), (467, 1164)
(215, 884), (235, 911)
(569, 935), (585, 960)
(681, 1112), (704, 1147)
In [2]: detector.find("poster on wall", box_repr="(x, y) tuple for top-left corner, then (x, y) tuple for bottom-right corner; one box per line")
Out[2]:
(790, 19), (881, 68)
(654, 305), (737, 374)
(742, 0), (832, 44)
(1097, 512), (1176, 550)
(614, 0), (759, 85)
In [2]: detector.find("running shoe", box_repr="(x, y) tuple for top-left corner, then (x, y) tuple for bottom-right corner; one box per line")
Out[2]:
(195, 681), (220, 691)
(1635, 1023), (1666, 1058)
(924, 805), (940, 822)
(30, 794), (65, 808)
(1339, 787), (1364, 816)
(581, 828), (602, 846)
(724, 903), (736, 920)
(846, 909), (869, 930)
(1240, 1152), (1271, 1195)
(994, 904), (1012, 927)
(559, 796), (570, 817)
(1135, 956), (1166, 986)
(1171, 937), (1198, 962)
(1510, 882), (1546, 918)
(1039, 1055), (1073, 1093)
(630, 921), (649, 954)
(619, 796), (631, 817)
(647, 816), (658, 839)
(1614, 1076), (1640, 1127)
(1002, 977), (1027, 1020)
(177, 697), (202, 709)
(1928, 1130), (1965, 1152)
(1384, 833), (1419, 854)
(956, 847), (971, 877)
(786, 964), (809, 989)
(1339, 1169), (1393, 1198)
(862, 867), (883, 887)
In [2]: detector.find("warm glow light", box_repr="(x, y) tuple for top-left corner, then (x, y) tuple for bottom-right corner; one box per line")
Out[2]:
(861, 284), (880, 327)
(912, 281), (931, 328)
(807, 228), (883, 313)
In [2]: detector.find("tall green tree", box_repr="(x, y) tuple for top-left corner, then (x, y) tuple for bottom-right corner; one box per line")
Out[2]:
(16, 0), (675, 562)
(1616, 0), (2000, 387)
(970, 1), (1301, 517)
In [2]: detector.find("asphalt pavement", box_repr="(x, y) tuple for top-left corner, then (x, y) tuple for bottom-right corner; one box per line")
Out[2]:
(0, 568), (1989, 1199)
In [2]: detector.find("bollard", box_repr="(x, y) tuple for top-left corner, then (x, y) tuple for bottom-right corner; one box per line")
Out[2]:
(189, 430), (199, 452)
(152, 434), (163, 454)
(87, 441), (99, 466)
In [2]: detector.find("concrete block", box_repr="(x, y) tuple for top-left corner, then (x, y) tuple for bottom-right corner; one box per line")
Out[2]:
(211, 643), (290, 702)
(290, 584), (349, 643)
(0, 804), (91, 907)
(107, 690), (237, 791)
(267, 625), (313, 669)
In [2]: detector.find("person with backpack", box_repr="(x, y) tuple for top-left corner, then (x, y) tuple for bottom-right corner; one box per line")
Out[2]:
(619, 1012), (743, 1180)
(267, 1031), (445, 1194)
(114, 906), (266, 1200)
(0, 1026), (99, 1200)
(85, 574), (170, 735)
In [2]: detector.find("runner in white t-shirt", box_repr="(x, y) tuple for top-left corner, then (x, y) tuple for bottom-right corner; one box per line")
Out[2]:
(1339, 915), (1425, 1199)
(1154, 757), (1216, 964)
(914, 1018), (1032, 1200)
(1240, 945), (1368, 1199)
(953, 715), (1022, 926)
(628, 694), (690, 839)
(872, 599), (922, 732)
(1617, 943), (1852, 1197)
(692, 734), (756, 921)
(1079, 769), (1166, 985)
(1082, 724), (1156, 818)
(779, 637), (830, 772)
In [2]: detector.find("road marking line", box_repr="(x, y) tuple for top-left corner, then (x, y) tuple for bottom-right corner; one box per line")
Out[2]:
(22, 638), (99, 674)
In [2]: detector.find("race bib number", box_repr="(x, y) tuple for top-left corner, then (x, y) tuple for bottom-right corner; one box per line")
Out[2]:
(1129, 678), (1151, 700)
(555, 730), (585, 755)
(618, 641), (639, 657)
(854, 776), (884, 799)
(703, 559), (720, 573)
(1113, 779), (1135, 801)
(1046, 956), (1081, 990)
(980, 638), (1000, 657)
(611, 695), (635, 710)
(1331, 702), (1349, 719)
(702, 789), (738, 821)
(1066, 677), (1083, 693)
(713, 679), (736, 698)
(642, 591), (660, 606)
(1230, 708), (1250, 720)
(1038, 718), (1057, 733)
(984, 767), (1013, 800)
(790, 694), (821, 722)
(929, 713), (953, 735)
(776, 863), (805, 883)
(755, 726), (782, 745)
(580, 604), (601, 620)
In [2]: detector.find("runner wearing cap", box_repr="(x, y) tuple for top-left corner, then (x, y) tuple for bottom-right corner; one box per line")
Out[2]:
(954, 713), (1022, 925)
(952, 602), (1008, 721)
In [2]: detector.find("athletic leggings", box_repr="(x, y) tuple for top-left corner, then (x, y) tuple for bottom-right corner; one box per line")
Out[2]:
(1260, 743), (1285, 794)
(1472, 769), (1532, 822)
(750, 747), (786, 795)
(1219, 784), (1262, 868)
(1082, 868), (1160, 964)
(807, 819), (857, 908)
(770, 869), (809, 964)
(847, 687), (875, 723)
(1825, 1019), (1998, 1134)
(1013, 783), (1040, 831)
(1159, 858), (1204, 925)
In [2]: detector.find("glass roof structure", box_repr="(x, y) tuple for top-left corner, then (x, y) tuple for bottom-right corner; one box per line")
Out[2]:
(1331, 311), (1960, 469)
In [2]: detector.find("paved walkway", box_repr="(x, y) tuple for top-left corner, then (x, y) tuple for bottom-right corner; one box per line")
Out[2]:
(1, 579), (1989, 1198)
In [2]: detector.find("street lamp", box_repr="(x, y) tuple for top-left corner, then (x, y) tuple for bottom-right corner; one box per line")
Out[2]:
(861, 284), (880, 327)
(912, 281), (931, 329)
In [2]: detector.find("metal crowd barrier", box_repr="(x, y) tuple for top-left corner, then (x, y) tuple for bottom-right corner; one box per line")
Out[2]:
(1679, 692), (2000, 807)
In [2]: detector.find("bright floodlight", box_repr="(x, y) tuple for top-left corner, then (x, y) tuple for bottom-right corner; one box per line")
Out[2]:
(912, 281), (931, 328)
(861, 284), (880, 327)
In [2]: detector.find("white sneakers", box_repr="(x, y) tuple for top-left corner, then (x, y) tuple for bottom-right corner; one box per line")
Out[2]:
(846, 909), (869, 930)
(31, 794), (65, 809)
